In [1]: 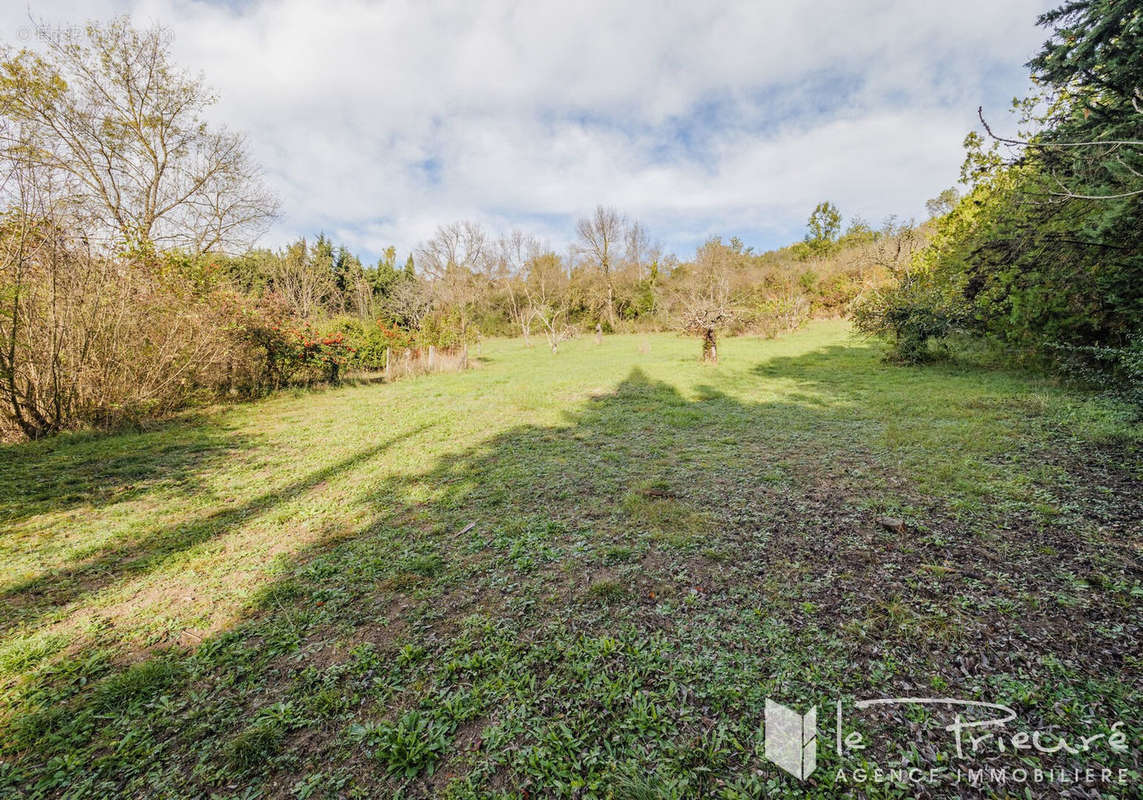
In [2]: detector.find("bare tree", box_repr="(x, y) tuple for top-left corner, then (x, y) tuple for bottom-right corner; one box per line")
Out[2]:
(497, 229), (542, 345)
(383, 278), (432, 330)
(623, 219), (651, 281)
(270, 238), (333, 319)
(574, 205), (625, 327)
(349, 272), (374, 319)
(416, 221), (489, 278)
(0, 17), (277, 254)
(522, 251), (573, 353)
(868, 216), (923, 277)
(674, 238), (736, 363)
(0, 123), (235, 438)
(416, 221), (491, 344)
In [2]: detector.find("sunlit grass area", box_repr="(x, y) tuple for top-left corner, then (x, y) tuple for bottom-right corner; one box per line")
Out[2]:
(1, 320), (1140, 798)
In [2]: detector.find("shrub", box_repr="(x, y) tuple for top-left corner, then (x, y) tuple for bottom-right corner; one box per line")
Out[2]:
(755, 293), (810, 339)
(228, 300), (303, 393)
(1046, 335), (1143, 404)
(0, 224), (243, 438)
(230, 306), (359, 392)
(851, 272), (971, 363)
(418, 308), (480, 351)
(814, 270), (863, 314)
(359, 320), (414, 371)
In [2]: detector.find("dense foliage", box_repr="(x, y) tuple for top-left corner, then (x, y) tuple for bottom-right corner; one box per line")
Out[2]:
(855, 0), (1142, 399)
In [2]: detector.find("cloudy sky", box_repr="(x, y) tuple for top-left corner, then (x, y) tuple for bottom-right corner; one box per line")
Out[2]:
(8, 1), (1051, 262)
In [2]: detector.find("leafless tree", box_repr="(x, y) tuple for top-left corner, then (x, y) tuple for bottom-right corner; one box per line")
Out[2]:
(416, 221), (492, 344)
(868, 216), (923, 277)
(624, 219), (651, 281)
(269, 239), (333, 319)
(0, 126), (234, 438)
(417, 221), (489, 278)
(349, 272), (374, 319)
(522, 251), (573, 353)
(0, 17), (277, 255)
(497, 229), (542, 346)
(574, 205), (625, 327)
(383, 278), (432, 330)
(674, 238), (736, 363)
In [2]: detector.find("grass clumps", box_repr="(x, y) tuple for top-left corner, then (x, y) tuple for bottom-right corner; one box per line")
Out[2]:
(224, 702), (297, 770)
(586, 579), (628, 605)
(350, 710), (452, 778)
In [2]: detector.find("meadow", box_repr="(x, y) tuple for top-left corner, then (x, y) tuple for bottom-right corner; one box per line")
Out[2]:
(1, 320), (1140, 798)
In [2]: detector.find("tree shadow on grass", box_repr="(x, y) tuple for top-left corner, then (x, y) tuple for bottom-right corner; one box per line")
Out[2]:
(0, 425), (431, 636)
(1, 354), (1140, 798)
(0, 416), (248, 529)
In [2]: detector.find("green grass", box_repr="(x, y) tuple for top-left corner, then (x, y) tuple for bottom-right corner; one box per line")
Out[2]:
(0, 320), (1140, 798)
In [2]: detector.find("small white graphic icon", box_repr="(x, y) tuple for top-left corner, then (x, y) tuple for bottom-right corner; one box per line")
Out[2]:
(764, 699), (817, 780)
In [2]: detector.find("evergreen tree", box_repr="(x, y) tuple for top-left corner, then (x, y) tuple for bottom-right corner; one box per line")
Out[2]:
(370, 246), (403, 296)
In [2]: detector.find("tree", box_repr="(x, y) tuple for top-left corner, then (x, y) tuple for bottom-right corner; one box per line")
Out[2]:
(0, 17), (277, 254)
(416, 221), (489, 345)
(858, 0), (1143, 375)
(925, 188), (961, 218)
(0, 135), (236, 437)
(523, 251), (572, 353)
(1023, 0), (1143, 201)
(803, 201), (841, 257)
(674, 238), (737, 363)
(574, 205), (625, 327)
(498, 230), (542, 345)
(332, 245), (364, 311)
(369, 246), (403, 297)
(624, 220), (651, 280)
(839, 216), (876, 246)
(382, 278), (431, 329)
(271, 238), (333, 319)
(952, 0), (1143, 385)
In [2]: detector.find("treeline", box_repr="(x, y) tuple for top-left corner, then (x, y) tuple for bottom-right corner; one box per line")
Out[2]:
(1, 184), (916, 441)
(0, 15), (927, 441)
(187, 204), (917, 350)
(854, 0), (1141, 400)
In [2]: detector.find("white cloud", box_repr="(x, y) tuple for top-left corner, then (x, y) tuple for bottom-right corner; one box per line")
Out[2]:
(5, 0), (1049, 259)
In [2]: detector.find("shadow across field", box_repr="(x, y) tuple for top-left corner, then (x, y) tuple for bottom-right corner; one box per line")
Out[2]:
(0, 417), (247, 528)
(1, 346), (1140, 798)
(1, 426), (430, 635)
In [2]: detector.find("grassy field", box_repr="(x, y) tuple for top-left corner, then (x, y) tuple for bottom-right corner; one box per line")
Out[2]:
(1, 320), (1140, 798)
